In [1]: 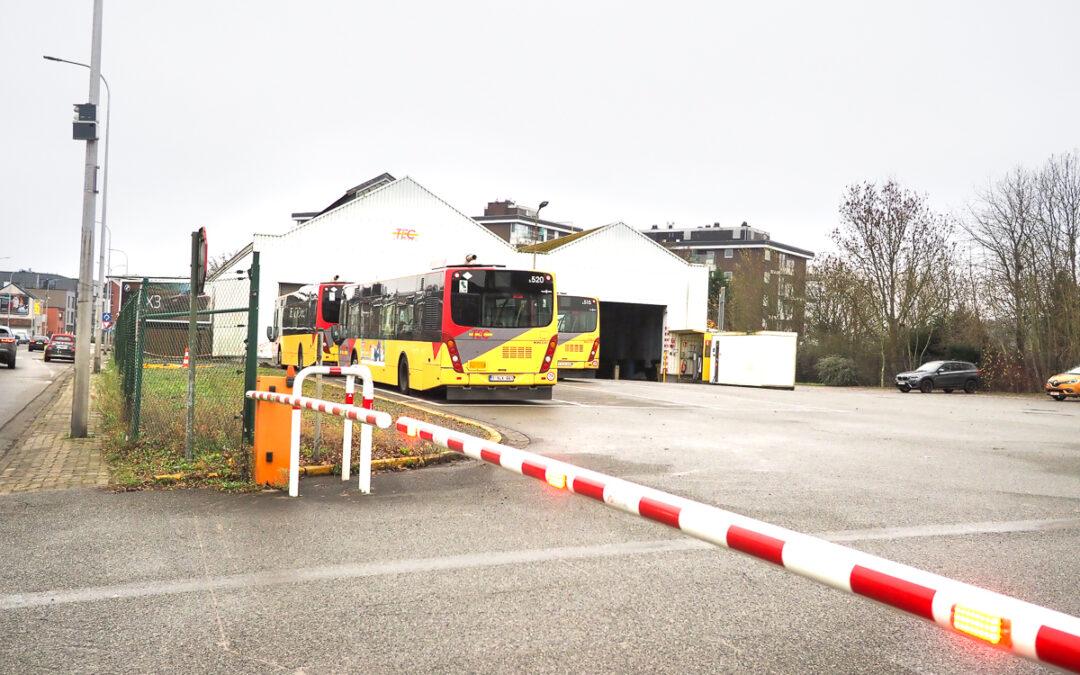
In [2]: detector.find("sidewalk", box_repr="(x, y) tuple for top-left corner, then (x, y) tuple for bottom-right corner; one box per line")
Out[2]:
(0, 375), (109, 494)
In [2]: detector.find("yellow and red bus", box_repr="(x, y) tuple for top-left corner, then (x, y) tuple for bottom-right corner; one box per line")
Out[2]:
(335, 266), (558, 400)
(272, 281), (347, 368)
(554, 294), (600, 377)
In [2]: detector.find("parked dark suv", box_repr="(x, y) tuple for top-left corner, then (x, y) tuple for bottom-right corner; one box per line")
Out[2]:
(0, 327), (16, 369)
(895, 360), (979, 394)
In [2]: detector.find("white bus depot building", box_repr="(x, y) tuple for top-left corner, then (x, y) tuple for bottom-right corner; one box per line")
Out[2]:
(209, 174), (708, 380)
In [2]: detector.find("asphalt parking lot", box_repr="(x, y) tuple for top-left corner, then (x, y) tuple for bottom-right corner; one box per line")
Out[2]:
(1, 379), (1077, 673)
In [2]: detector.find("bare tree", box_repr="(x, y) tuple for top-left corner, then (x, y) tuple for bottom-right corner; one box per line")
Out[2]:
(208, 248), (243, 275)
(805, 255), (870, 344)
(1037, 151), (1080, 285)
(832, 181), (955, 384)
(965, 167), (1040, 383)
(1034, 152), (1080, 374)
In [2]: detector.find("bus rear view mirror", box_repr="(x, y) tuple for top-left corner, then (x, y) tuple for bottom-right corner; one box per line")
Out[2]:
(266, 326), (278, 342)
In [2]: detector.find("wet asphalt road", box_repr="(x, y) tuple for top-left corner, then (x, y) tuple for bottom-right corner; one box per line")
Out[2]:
(1, 379), (1078, 673)
(0, 345), (71, 458)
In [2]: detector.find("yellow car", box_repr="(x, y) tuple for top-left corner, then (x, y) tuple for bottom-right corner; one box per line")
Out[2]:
(1045, 366), (1080, 401)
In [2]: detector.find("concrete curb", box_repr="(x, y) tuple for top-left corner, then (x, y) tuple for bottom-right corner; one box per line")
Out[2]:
(374, 394), (503, 443)
(317, 378), (503, 443)
(153, 471), (222, 482)
(295, 450), (466, 477)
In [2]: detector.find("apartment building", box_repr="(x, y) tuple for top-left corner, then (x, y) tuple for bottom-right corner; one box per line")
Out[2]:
(642, 222), (814, 333)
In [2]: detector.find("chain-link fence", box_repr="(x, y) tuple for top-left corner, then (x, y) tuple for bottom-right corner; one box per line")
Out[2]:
(111, 255), (259, 474)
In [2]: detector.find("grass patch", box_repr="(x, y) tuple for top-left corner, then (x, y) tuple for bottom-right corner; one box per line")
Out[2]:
(96, 363), (492, 491)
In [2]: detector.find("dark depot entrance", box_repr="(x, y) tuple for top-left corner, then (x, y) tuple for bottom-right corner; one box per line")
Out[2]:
(597, 301), (664, 380)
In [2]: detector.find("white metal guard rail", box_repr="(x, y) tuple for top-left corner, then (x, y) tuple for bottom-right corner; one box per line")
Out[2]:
(395, 416), (1080, 673)
(244, 364), (391, 497)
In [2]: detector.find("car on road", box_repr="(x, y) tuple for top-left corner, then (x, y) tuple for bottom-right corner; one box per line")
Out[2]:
(0, 326), (16, 369)
(29, 335), (49, 352)
(44, 333), (75, 362)
(895, 360), (979, 394)
(12, 329), (29, 345)
(1044, 366), (1080, 401)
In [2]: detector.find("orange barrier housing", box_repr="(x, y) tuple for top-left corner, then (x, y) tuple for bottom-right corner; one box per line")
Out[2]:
(253, 375), (292, 486)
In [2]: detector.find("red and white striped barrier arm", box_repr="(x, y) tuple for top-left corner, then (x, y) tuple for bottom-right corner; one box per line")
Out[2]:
(395, 416), (1080, 672)
(244, 390), (390, 427)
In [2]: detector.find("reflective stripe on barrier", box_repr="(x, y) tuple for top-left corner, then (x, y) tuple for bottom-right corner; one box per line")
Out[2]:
(394, 416), (1080, 673)
(245, 391), (390, 428)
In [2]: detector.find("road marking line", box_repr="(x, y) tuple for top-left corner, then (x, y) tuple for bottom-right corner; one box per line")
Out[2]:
(0, 539), (704, 610)
(550, 398), (585, 407)
(2, 517), (1077, 611)
(818, 517), (1080, 542)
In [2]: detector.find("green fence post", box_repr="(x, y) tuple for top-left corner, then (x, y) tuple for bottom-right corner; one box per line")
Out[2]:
(129, 279), (149, 441)
(242, 252), (260, 445)
(122, 294), (140, 420)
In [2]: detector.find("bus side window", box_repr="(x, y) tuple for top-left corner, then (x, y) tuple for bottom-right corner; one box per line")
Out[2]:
(345, 299), (360, 338)
(397, 300), (414, 340)
(304, 292), (317, 331)
(379, 299), (395, 340)
(366, 298), (380, 338)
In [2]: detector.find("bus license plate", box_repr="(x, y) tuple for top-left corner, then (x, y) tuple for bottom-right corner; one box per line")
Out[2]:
(488, 374), (515, 382)
(557, 360), (574, 367)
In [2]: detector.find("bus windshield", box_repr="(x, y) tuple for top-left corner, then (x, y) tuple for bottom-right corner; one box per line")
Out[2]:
(558, 296), (598, 332)
(319, 284), (344, 326)
(450, 270), (554, 329)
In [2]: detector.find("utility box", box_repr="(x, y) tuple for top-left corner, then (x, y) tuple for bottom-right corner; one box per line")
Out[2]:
(706, 331), (797, 389)
(72, 121), (97, 140)
(253, 375), (292, 487)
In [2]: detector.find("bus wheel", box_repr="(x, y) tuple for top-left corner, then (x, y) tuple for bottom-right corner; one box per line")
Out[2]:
(297, 345), (304, 368)
(398, 357), (410, 394)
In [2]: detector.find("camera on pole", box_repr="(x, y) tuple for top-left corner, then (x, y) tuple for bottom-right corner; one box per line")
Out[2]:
(72, 103), (97, 140)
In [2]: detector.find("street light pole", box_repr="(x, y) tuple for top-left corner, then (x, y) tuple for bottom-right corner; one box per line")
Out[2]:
(532, 200), (549, 270)
(93, 218), (110, 370)
(44, 55), (112, 373)
(70, 0), (104, 438)
(109, 248), (128, 276)
(94, 80), (110, 372)
(42, 279), (56, 337)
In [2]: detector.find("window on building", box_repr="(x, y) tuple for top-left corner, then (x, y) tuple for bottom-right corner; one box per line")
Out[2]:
(763, 271), (771, 284)
(724, 248), (733, 259)
(764, 249), (771, 261)
(509, 223), (543, 247)
(723, 271), (733, 281)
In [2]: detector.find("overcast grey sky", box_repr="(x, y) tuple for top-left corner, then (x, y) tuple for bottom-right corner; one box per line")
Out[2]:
(3, 1), (1079, 278)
